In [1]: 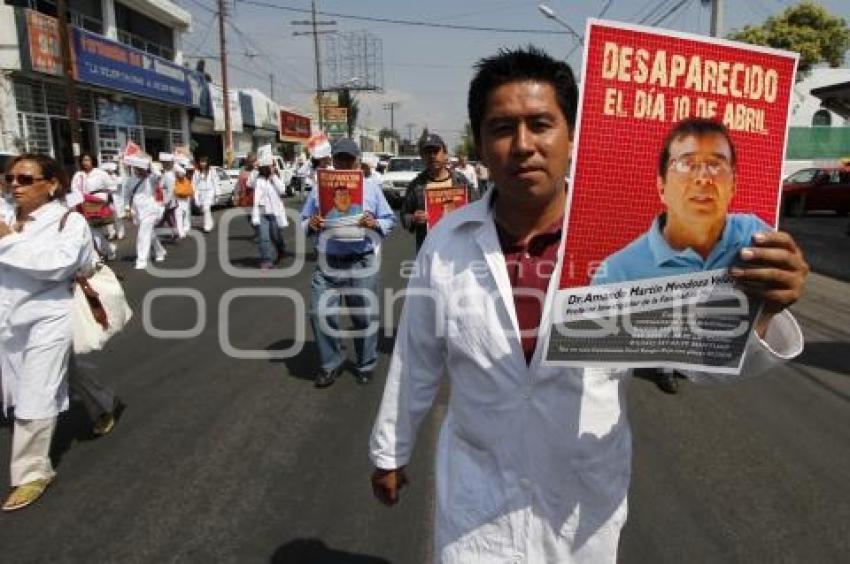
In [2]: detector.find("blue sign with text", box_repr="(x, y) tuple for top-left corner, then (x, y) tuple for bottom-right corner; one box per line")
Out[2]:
(73, 28), (195, 107)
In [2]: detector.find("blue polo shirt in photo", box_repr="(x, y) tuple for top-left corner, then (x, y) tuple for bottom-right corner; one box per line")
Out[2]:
(592, 213), (771, 285)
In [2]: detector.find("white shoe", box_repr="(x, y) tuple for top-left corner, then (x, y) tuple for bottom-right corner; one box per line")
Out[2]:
(154, 255), (166, 262)
(134, 263), (147, 270)
(107, 242), (118, 260)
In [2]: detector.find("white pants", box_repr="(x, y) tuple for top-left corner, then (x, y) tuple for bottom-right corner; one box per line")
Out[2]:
(10, 417), (57, 485)
(176, 199), (192, 238)
(135, 217), (166, 267)
(202, 203), (213, 232)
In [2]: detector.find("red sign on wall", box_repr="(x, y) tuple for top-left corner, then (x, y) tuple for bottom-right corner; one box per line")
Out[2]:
(25, 9), (65, 77)
(279, 110), (311, 142)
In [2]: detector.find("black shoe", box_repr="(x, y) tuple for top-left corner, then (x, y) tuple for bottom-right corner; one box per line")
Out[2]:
(314, 369), (338, 389)
(655, 371), (679, 395)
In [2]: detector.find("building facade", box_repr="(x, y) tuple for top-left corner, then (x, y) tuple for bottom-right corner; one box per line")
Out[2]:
(784, 68), (850, 175)
(0, 0), (198, 171)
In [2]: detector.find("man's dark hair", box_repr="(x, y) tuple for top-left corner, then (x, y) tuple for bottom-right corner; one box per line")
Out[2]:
(658, 118), (737, 181)
(8, 153), (69, 200)
(468, 46), (578, 148)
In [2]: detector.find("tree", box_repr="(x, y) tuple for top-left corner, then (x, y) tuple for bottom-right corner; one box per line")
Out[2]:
(417, 127), (430, 152)
(338, 89), (359, 137)
(727, 1), (850, 77)
(454, 122), (477, 160)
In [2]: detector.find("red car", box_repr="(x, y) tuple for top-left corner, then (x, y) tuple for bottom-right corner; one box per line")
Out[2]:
(782, 167), (850, 216)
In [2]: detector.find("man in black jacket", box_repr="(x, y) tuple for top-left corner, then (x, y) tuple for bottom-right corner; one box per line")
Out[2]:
(400, 133), (479, 251)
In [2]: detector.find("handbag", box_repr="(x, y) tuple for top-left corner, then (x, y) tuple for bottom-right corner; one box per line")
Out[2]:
(57, 212), (133, 354)
(71, 265), (133, 354)
(79, 193), (114, 226)
(174, 177), (194, 198)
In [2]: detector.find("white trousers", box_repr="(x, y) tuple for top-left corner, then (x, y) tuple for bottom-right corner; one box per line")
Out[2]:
(202, 203), (213, 232)
(10, 417), (57, 485)
(135, 217), (166, 267)
(176, 198), (192, 238)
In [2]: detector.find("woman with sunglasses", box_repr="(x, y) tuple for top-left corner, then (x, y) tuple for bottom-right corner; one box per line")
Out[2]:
(0, 154), (96, 511)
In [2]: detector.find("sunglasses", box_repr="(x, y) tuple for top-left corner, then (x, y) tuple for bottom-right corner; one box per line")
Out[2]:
(4, 173), (46, 186)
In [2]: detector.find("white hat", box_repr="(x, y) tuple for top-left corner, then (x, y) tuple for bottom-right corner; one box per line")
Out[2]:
(362, 153), (379, 169)
(100, 162), (118, 172)
(159, 152), (174, 162)
(307, 132), (332, 160)
(125, 154), (151, 169)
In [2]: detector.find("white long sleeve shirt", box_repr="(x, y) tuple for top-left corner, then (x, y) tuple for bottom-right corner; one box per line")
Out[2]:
(369, 196), (804, 563)
(248, 171), (290, 228)
(0, 201), (95, 418)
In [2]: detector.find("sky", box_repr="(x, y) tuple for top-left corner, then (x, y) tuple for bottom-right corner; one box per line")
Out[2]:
(177, 0), (850, 149)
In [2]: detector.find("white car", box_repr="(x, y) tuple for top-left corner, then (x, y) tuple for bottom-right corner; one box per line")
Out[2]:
(211, 166), (236, 207)
(381, 156), (424, 207)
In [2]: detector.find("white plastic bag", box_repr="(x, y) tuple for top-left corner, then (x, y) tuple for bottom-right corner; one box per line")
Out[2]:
(72, 264), (133, 354)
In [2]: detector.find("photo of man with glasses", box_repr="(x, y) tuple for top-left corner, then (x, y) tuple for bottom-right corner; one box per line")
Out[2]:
(592, 118), (770, 285)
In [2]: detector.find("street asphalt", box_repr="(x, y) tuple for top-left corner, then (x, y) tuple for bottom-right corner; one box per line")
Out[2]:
(0, 203), (847, 563)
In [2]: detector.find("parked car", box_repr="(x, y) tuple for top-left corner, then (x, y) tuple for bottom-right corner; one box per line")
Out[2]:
(782, 167), (850, 216)
(381, 156), (424, 207)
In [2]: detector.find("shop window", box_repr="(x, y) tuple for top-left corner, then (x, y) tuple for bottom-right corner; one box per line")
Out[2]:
(115, 2), (175, 60)
(16, 113), (51, 154)
(14, 80), (44, 114)
(139, 102), (171, 129)
(44, 82), (93, 120)
(812, 110), (832, 127)
(8, 0), (103, 33)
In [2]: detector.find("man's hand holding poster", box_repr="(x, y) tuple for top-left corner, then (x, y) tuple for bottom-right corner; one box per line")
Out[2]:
(424, 185), (468, 229)
(317, 169), (366, 240)
(543, 20), (798, 374)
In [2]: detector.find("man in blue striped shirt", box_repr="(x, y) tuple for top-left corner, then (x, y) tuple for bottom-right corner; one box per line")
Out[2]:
(300, 138), (396, 387)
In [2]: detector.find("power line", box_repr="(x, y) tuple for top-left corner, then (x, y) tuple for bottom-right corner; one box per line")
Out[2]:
(651, 0), (693, 26)
(180, 0), (216, 14)
(225, 18), (314, 93)
(184, 12), (217, 54)
(639, 0), (676, 24)
(238, 0), (574, 34)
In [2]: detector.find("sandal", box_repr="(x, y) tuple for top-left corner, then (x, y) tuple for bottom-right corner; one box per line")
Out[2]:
(2, 478), (53, 512)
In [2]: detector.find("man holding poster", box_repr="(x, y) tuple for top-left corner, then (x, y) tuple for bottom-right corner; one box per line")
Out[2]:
(401, 133), (477, 251)
(370, 40), (807, 563)
(301, 138), (396, 388)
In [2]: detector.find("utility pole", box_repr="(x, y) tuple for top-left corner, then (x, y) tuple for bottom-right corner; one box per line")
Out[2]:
(292, 3), (336, 131)
(383, 102), (398, 137)
(56, 0), (81, 162)
(269, 73), (274, 99)
(405, 122), (414, 143)
(218, 0), (233, 167)
(710, 0), (723, 37)
(311, 0), (323, 129)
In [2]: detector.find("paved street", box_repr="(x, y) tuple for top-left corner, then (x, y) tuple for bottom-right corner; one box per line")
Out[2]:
(0, 203), (848, 563)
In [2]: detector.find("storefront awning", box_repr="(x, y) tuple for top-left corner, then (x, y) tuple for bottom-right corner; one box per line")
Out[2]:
(811, 81), (850, 119)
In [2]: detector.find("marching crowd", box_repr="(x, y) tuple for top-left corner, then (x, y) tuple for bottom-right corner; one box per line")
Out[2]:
(0, 46), (812, 563)
(0, 125), (483, 513)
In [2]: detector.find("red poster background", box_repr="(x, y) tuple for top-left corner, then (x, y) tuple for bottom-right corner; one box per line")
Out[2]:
(559, 22), (797, 289)
(317, 169), (364, 217)
(425, 186), (468, 228)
